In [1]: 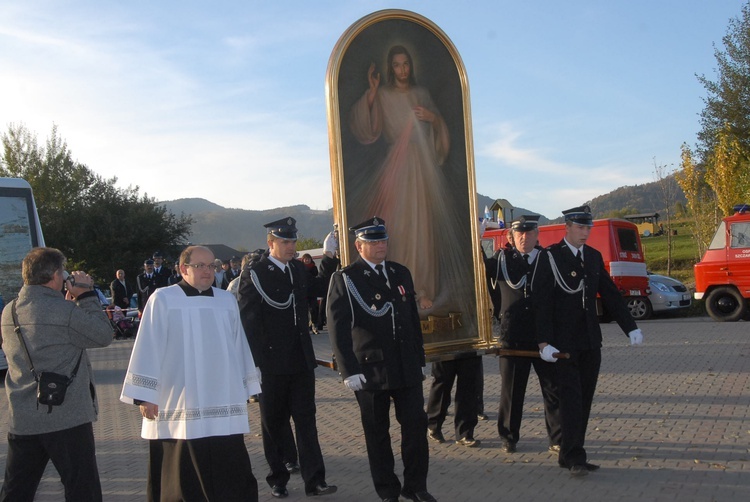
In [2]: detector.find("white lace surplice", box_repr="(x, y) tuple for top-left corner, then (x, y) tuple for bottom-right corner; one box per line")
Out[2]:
(120, 285), (261, 440)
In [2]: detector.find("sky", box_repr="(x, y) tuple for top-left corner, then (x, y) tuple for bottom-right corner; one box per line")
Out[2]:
(0, 0), (746, 219)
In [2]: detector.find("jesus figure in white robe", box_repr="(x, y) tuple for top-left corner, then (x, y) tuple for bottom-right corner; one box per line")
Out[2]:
(350, 44), (461, 312)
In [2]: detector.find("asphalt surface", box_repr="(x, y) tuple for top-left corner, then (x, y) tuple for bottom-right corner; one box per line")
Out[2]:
(1, 316), (749, 501)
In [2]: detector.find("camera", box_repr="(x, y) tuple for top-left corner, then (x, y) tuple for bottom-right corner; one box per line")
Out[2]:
(62, 271), (92, 290)
(62, 271), (76, 288)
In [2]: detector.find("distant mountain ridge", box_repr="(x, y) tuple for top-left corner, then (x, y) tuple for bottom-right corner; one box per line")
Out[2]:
(163, 177), (685, 250)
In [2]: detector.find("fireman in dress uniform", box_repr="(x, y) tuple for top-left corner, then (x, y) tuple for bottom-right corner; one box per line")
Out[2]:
(484, 215), (562, 454)
(327, 217), (436, 502)
(237, 217), (338, 499)
(534, 205), (644, 477)
(135, 258), (158, 313)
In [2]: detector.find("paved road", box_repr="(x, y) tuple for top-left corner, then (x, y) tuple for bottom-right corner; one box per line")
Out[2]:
(1, 316), (749, 501)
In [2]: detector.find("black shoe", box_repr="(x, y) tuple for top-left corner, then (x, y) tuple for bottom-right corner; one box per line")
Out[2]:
(569, 465), (589, 477)
(477, 413), (489, 421)
(271, 485), (288, 498)
(307, 483), (337, 496)
(548, 444), (561, 453)
(400, 488), (437, 501)
(455, 437), (480, 447)
(382, 499), (399, 502)
(502, 440), (517, 453)
(428, 429), (445, 443)
(559, 461), (599, 471)
(285, 461), (300, 474)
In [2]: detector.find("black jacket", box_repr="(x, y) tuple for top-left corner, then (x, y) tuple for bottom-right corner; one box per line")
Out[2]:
(109, 279), (131, 310)
(485, 245), (544, 350)
(135, 273), (158, 311)
(535, 240), (637, 351)
(327, 257), (425, 390)
(237, 255), (338, 374)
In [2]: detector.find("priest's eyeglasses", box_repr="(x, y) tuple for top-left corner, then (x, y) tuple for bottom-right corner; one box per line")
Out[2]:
(184, 263), (217, 271)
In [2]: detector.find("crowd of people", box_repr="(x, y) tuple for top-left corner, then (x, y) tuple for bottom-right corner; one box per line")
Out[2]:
(0, 205), (644, 501)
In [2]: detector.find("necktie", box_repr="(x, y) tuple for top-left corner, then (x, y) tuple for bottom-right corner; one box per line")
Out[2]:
(375, 264), (389, 287)
(522, 254), (529, 263)
(576, 249), (584, 266)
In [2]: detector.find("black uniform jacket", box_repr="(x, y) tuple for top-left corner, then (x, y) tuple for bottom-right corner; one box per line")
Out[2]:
(485, 245), (543, 351)
(327, 258), (425, 391)
(110, 279), (131, 310)
(135, 273), (158, 311)
(535, 240), (637, 351)
(152, 266), (171, 288)
(237, 254), (338, 374)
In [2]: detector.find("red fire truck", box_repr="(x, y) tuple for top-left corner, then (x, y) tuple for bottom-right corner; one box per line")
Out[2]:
(694, 204), (750, 322)
(482, 218), (650, 320)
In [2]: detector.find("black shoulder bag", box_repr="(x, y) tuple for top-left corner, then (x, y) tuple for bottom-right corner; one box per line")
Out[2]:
(10, 299), (83, 413)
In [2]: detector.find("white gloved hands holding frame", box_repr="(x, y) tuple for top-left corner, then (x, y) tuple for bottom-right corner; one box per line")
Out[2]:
(344, 374), (366, 391)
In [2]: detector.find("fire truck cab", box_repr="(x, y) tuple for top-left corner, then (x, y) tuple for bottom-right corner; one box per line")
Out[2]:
(694, 204), (750, 322)
(482, 218), (650, 320)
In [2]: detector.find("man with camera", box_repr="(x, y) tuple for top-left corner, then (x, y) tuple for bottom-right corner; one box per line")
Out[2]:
(0, 247), (113, 501)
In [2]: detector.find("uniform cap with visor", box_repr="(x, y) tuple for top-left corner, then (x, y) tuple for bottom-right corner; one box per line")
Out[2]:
(264, 217), (298, 240)
(511, 215), (540, 232)
(562, 205), (594, 227)
(350, 216), (388, 242)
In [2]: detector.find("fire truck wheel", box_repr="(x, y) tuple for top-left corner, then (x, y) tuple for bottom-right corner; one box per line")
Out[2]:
(627, 297), (652, 320)
(705, 287), (748, 322)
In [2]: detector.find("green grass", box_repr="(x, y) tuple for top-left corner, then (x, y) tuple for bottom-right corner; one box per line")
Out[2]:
(640, 221), (702, 287)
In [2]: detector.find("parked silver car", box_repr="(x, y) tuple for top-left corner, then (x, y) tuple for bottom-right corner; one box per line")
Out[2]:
(628, 273), (692, 320)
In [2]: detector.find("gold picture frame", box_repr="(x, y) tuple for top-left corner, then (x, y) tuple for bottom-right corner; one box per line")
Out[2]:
(325, 9), (492, 354)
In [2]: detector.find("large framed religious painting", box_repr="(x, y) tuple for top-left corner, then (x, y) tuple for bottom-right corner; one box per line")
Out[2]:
(325, 9), (492, 354)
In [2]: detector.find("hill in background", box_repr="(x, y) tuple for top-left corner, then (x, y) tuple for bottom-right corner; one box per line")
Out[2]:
(585, 174), (686, 221)
(163, 176), (685, 250)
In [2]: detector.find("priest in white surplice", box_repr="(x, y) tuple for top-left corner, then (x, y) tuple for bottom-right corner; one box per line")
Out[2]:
(121, 246), (262, 502)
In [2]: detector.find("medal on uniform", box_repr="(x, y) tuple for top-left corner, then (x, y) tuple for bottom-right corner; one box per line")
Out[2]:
(375, 293), (381, 300)
(571, 271), (577, 277)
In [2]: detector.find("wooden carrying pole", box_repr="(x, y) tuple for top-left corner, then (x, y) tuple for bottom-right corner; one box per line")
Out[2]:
(495, 348), (570, 359)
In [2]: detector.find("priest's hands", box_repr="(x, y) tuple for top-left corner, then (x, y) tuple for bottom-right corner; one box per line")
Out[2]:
(140, 402), (159, 420)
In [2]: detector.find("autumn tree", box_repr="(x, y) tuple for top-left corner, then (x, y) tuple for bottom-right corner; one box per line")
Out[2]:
(696, 3), (750, 159)
(1, 123), (193, 283)
(679, 3), (750, 258)
(675, 144), (718, 257)
(705, 125), (750, 216)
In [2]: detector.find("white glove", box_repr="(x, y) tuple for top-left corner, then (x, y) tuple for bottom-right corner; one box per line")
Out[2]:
(323, 231), (338, 255)
(479, 219), (487, 237)
(628, 328), (643, 346)
(255, 367), (262, 385)
(539, 344), (559, 363)
(344, 374), (366, 391)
